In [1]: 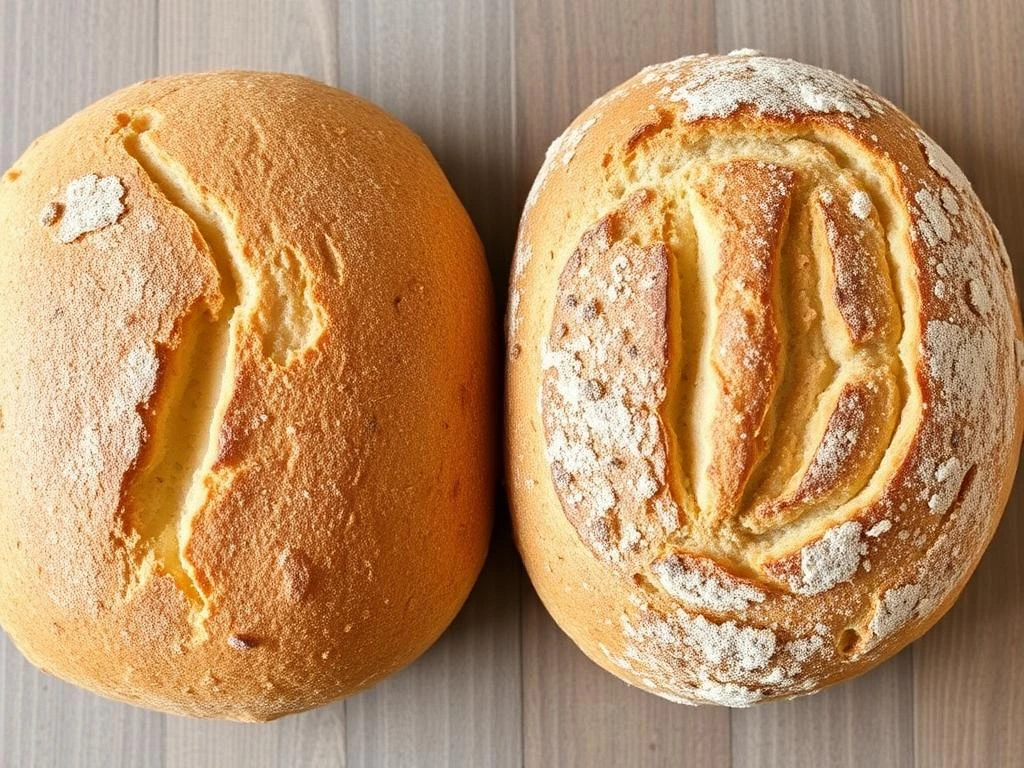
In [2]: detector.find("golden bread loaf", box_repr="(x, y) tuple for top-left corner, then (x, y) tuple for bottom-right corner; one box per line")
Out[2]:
(0, 72), (496, 720)
(506, 52), (1023, 705)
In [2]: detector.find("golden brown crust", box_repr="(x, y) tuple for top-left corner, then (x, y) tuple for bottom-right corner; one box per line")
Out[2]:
(813, 185), (897, 345)
(0, 72), (495, 720)
(690, 160), (793, 525)
(507, 52), (1024, 706)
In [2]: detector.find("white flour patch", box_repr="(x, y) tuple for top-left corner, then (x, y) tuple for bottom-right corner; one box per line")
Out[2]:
(914, 127), (972, 194)
(791, 521), (863, 595)
(56, 174), (126, 243)
(926, 457), (966, 515)
(785, 634), (825, 663)
(967, 277), (992, 315)
(940, 187), (960, 216)
(913, 188), (953, 246)
(682, 615), (777, 672)
(652, 555), (766, 612)
(924, 320), (996, 422)
(507, 242), (533, 343)
(663, 55), (876, 121)
(866, 519), (892, 537)
(694, 681), (763, 707)
(869, 584), (923, 643)
(849, 190), (871, 219)
(619, 606), (830, 706)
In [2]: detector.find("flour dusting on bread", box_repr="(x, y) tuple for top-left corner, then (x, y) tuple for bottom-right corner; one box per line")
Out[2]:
(791, 521), (863, 595)
(651, 54), (880, 121)
(509, 52), (1023, 708)
(52, 174), (126, 243)
(652, 554), (766, 613)
(541, 206), (677, 562)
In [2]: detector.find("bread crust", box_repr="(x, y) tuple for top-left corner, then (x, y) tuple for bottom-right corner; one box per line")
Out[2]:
(507, 52), (1024, 705)
(0, 72), (495, 720)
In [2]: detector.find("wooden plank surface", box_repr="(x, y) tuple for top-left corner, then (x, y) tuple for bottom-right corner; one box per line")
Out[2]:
(0, 0), (1021, 766)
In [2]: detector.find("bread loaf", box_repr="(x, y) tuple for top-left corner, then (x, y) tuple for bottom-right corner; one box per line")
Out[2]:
(0, 72), (496, 720)
(506, 52), (1023, 705)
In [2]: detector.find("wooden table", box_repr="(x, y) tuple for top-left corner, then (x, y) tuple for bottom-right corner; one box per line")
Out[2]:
(1, 1), (1021, 766)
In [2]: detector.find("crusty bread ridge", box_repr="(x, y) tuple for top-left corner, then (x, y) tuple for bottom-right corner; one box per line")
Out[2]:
(0, 71), (496, 720)
(506, 52), (1024, 705)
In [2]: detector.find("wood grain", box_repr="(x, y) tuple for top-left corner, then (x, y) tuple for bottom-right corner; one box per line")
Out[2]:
(902, 2), (1024, 766)
(156, 0), (339, 83)
(0, 0), (1022, 765)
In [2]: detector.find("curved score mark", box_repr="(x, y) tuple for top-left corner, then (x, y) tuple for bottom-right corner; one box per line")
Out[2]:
(540, 191), (679, 563)
(118, 112), (325, 623)
(540, 139), (912, 569)
(742, 178), (902, 533)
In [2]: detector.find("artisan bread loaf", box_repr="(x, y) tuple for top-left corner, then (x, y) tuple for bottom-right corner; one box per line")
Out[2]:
(0, 72), (496, 720)
(506, 52), (1023, 705)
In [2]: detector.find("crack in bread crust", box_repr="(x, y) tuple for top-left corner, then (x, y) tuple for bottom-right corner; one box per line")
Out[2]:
(117, 111), (326, 636)
(119, 112), (240, 629)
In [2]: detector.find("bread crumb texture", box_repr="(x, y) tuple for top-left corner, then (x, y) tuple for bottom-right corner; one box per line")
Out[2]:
(507, 53), (1023, 706)
(0, 72), (494, 720)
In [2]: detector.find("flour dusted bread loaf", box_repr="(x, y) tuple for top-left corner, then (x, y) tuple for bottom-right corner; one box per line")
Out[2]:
(0, 72), (495, 720)
(507, 52), (1023, 704)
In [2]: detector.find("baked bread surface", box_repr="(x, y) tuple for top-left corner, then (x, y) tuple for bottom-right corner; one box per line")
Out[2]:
(0, 71), (495, 720)
(506, 52), (1023, 705)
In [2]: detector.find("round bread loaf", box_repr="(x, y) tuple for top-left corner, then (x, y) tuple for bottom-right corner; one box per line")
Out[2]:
(507, 52), (1023, 705)
(0, 72), (495, 720)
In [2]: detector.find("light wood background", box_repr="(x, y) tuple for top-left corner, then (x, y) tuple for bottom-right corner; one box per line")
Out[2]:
(1, 1), (1021, 766)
